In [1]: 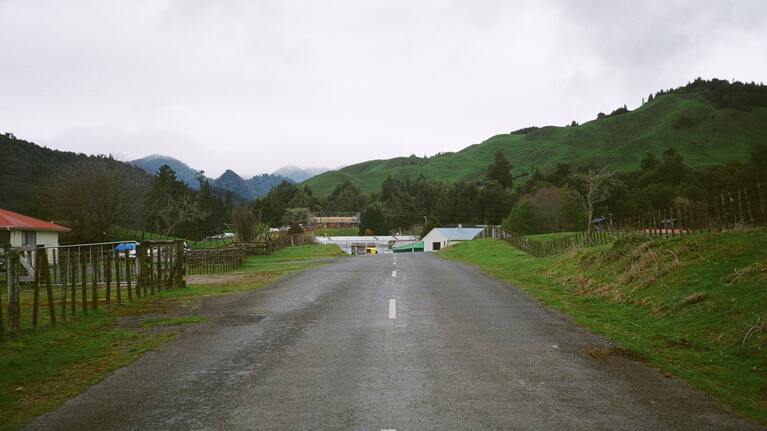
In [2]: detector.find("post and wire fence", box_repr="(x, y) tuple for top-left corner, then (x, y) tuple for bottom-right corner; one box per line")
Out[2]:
(503, 183), (767, 257)
(0, 240), (185, 340)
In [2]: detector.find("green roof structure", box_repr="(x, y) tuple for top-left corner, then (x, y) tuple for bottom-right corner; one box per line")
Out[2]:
(391, 240), (424, 253)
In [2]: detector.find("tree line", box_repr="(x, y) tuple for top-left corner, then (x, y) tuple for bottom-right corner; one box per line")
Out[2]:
(36, 159), (234, 243)
(246, 144), (767, 239)
(29, 139), (767, 243)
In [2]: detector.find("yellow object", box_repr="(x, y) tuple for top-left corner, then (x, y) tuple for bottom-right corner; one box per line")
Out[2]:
(366, 247), (377, 254)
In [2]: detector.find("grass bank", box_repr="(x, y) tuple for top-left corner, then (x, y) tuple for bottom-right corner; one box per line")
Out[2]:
(0, 244), (343, 430)
(440, 230), (767, 425)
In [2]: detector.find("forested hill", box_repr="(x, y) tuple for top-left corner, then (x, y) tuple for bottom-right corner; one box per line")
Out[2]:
(302, 78), (767, 197)
(0, 133), (149, 214)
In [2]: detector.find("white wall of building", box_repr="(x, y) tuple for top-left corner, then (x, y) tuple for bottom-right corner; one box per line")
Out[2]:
(8, 229), (60, 248)
(423, 230), (449, 252)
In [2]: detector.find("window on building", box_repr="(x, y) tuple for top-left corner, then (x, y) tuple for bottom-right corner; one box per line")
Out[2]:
(0, 230), (9, 244)
(22, 231), (36, 246)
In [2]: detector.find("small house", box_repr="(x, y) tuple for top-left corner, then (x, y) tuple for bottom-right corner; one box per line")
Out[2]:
(422, 227), (484, 252)
(0, 208), (71, 248)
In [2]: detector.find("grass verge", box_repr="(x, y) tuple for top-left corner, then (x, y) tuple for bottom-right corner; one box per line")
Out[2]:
(439, 230), (767, 425)
(0, 244), (343, 430)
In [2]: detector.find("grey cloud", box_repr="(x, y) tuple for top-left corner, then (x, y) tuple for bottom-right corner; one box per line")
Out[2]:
(0, 1), (765, 177)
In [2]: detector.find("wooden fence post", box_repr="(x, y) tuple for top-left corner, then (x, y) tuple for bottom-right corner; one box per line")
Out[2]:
(758, 183), (766, 225)
(8, 250), (21, 335)
(70, 249), (76, 316)
(125, 250), (132, 302)
(40, 248), (56, 326)
(136, 242), (146, 298)
(0, 244), (6, 341)
(148, 246), (155, 296)
(92, 247), (99, 309)
(105, 248), (112, 305)
(80, 248), (87, 314)
(32, 247), (41, 328)
(115, 249), (122, 305)
(175, 240), (186, 288)
(60, 249), (67, 321)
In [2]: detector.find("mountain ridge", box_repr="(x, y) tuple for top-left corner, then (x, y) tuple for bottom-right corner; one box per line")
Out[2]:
(301, 78), (767, 197)
(129, 155), (311, 199)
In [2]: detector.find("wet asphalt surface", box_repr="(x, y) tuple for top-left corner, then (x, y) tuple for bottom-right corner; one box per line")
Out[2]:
(27, 253), (763, 430)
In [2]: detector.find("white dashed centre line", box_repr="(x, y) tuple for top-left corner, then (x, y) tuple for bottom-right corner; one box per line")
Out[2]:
(388, 299), (396, 319)
(392, 270), (397, 277)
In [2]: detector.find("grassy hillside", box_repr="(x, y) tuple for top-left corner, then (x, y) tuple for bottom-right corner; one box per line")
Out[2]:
(303, 90), (767, 196)
(440, 231), (767, 425)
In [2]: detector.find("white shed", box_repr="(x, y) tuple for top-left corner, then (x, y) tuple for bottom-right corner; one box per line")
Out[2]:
(422, 227), (484, 252)
(0, 208), (71, 248)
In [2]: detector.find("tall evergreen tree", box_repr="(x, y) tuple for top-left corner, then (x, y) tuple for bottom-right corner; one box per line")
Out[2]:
(486, 151), (513, 189)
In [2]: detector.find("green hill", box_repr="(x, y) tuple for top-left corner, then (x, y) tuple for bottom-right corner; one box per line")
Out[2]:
(302, 81), (767, 196)
(0, 133), (149, 215)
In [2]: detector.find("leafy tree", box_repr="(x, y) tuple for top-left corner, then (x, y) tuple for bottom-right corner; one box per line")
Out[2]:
(144, 165), (203, 236)
(255, 181), (301, 226)
(195, 171), (226, 238)
(359, 205), (389, 235)
(486, 151), (513, 189)
(502, 201), (539, 234)
(231, 206), (260, 242)
(640, 153), (658, 171)
(328, 180), (367, 212)
(478, 180), (512, 224)
(283, 207), (310, 228)
(571, 168), (618, 242)
(39, 159), (149, 242)
(528, 186), (584, 232)
(750, 144), (767, 182)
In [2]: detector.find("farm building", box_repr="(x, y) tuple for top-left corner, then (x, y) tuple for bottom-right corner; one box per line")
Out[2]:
(391, 240), (424, 253)
(315, 235), (418, 255)
(309, 212), (361, 228)
(422, 226), (484, 252)
(0, 208), (71, 248)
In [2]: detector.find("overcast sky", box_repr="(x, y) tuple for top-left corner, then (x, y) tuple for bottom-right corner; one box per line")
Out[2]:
(1, 1), (766, 178)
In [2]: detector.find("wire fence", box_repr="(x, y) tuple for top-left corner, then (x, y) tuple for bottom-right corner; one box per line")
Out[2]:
(1, 240), (184, 340)
(504, 183), (767, 257)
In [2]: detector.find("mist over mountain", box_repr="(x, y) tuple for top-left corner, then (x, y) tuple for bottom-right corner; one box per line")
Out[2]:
(129, 155), (297, 200)
(272, 165), (329, 183)
(130, 155), (200, 187)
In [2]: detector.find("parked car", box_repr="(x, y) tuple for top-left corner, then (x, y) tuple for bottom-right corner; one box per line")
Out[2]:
(114, 241), (138, 259)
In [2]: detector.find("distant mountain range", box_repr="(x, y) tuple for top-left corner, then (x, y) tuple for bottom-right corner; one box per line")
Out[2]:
(129, 155), (327, 200)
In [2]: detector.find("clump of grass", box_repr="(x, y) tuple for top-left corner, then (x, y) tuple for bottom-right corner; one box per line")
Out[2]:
(722, 259), (767, 285)
(680, 292), (708, 307)
(582, 344), (649, 363)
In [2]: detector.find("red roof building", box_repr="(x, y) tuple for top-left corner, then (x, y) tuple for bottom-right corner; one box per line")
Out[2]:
(0, 208), (71, 232)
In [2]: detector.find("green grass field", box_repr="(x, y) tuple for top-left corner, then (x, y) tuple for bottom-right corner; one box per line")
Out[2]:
(0, 244), (343, 430)
(440, 230), (767, 425)
(302, 92), (767, 196)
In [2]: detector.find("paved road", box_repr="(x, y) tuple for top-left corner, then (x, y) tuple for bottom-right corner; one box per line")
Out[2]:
(28, 253), (762, 430)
